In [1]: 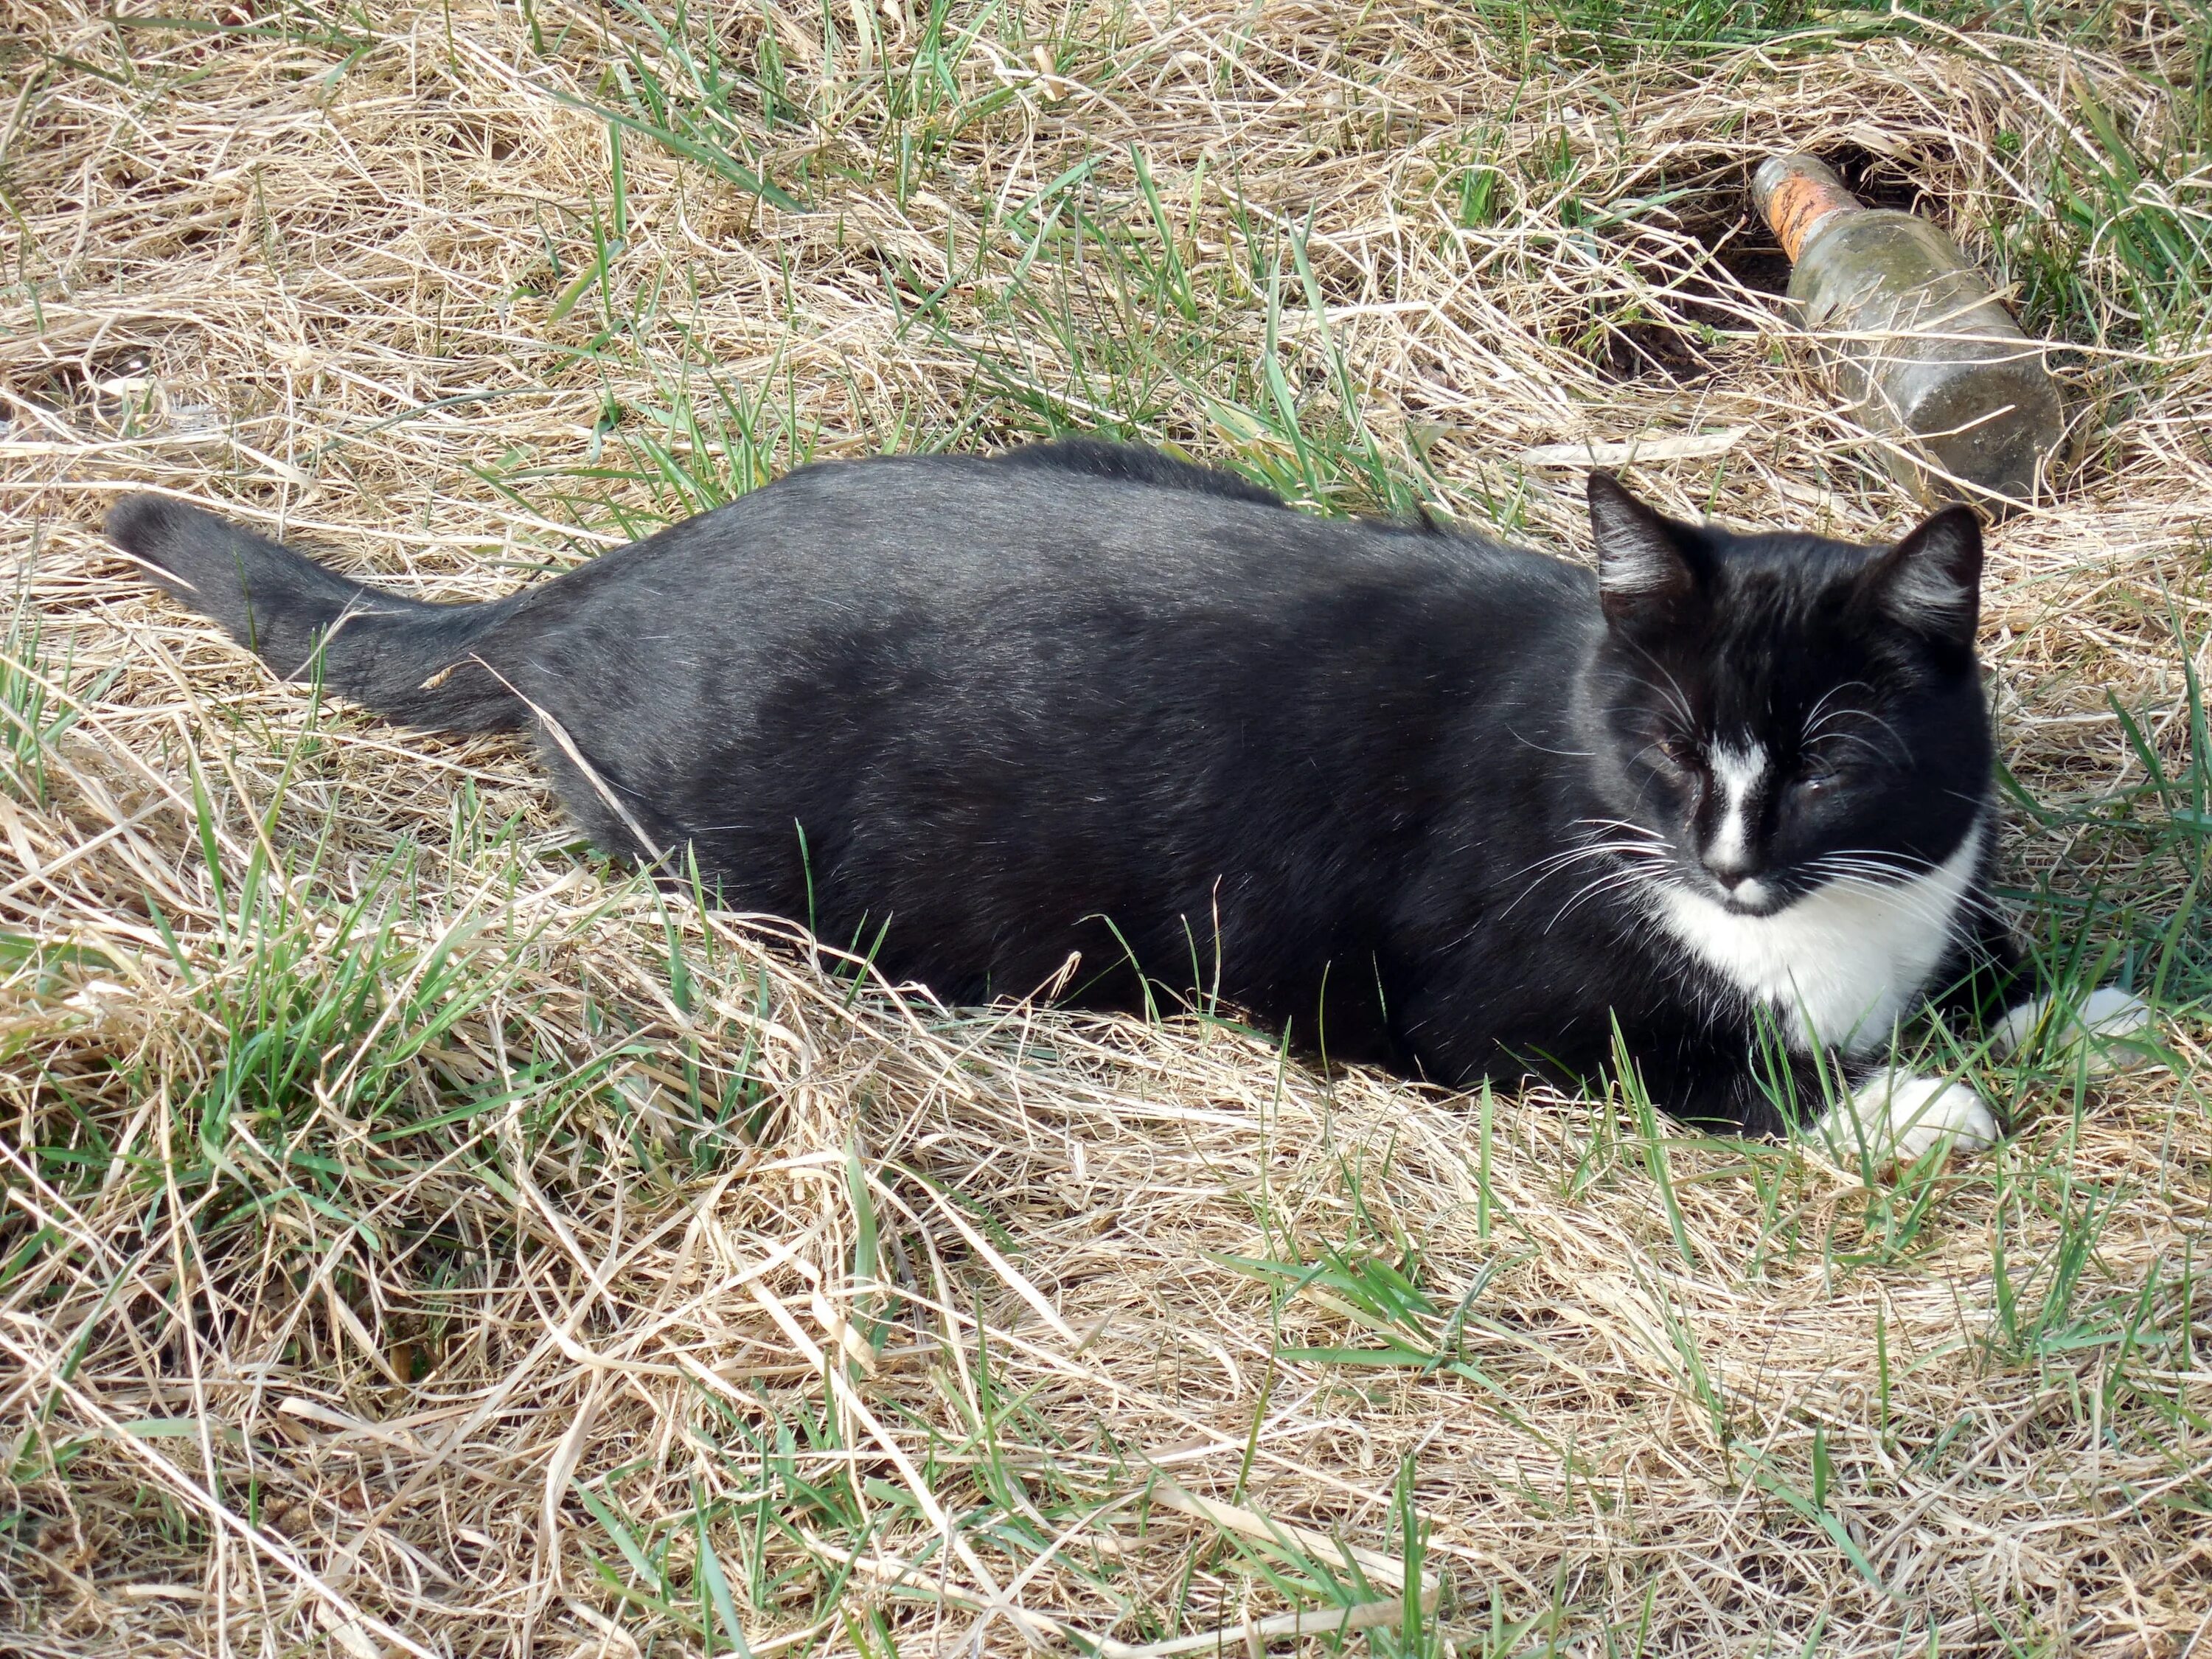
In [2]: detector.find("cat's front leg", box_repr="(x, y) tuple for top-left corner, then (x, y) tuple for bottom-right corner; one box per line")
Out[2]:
(1989, 985), (2155, 1072)
(1933, 910), (2154, 1073)
(1663, 1041), (2000, 1166)
(1800, 981), (2156, 1166)
(1818, 1062), (2002, 1166)
(1820, 981), (2156, 1167)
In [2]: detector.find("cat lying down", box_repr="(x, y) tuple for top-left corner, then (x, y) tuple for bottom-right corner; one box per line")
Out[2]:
(106, 440), (2149, 1164)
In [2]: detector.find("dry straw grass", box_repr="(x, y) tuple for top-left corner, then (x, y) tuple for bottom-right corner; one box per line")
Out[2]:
(3, 0), (2211, 1654)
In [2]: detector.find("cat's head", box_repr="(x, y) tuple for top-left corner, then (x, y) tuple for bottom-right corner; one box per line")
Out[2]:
(1579, 473), (1992, 917)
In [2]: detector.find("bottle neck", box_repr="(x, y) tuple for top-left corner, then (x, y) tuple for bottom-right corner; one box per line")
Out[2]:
(1751, 155), (1868, 262)
(1767, 173), (1864, 262)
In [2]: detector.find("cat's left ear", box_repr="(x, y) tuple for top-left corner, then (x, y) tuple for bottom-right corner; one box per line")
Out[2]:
(1858, 504), (1983, 648)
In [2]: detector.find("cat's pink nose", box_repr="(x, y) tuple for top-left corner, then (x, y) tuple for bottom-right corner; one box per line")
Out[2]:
(1704, 851), (1755, 889)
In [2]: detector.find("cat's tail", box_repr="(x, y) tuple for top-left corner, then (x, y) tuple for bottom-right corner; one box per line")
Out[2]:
(105, 494), (526, 732)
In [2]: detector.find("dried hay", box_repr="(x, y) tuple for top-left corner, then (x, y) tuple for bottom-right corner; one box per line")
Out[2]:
(1, 1), (2209, 1655)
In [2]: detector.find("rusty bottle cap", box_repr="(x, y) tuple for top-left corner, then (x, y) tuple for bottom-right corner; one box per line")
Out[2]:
(1752, 153), (1865, 262)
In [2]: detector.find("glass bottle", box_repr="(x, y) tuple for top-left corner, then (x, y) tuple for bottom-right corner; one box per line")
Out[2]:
(1752, 154), (2064, 512)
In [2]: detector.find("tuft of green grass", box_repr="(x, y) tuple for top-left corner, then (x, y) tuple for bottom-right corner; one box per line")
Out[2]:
(1996, 52), (2212, 349)
(0, 583), (114, 809)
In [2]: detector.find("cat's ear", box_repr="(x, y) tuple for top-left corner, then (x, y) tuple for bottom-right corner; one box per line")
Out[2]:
(1857, 504), (1982, 647)
(1587, 472), (1704, 624)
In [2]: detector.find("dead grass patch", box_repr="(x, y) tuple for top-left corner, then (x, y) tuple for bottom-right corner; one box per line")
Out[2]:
(2, 1), (2210, 1654)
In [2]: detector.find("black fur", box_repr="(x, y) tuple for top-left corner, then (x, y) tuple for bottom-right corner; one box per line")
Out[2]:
(106, 444), (2025, 1133)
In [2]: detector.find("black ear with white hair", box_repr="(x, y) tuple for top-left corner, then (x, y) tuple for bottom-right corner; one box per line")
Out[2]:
(1857, 504), (1983, 648)
(1587, 472), (1705, 625)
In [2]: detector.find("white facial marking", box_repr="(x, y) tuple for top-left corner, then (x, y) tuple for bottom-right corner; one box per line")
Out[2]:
(1819, 1067), (2000, 1165)
(1707, 741), (1766, 872)
(1650, 815), (1988, 1052)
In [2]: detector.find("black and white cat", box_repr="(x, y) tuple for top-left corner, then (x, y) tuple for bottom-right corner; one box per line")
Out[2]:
(105, 441), (2145, 1158)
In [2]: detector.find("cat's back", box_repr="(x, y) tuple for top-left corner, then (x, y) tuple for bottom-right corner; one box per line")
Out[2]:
(518, 448), (1584, 634)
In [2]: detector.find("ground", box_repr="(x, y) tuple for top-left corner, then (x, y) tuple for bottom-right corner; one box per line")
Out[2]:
(1, 1), (2209, 1655)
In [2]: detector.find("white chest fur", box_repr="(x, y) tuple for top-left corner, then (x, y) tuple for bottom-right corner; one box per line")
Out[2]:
(1649, 818), (1986, 1053)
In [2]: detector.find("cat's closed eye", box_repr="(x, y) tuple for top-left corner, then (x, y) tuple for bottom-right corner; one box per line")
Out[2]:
(1794, 761), (1840, 795)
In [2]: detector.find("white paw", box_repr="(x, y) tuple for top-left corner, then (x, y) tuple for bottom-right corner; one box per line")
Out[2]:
(1823, 1068), (2001, 1166)
(1992, 987), (2154, 1072)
